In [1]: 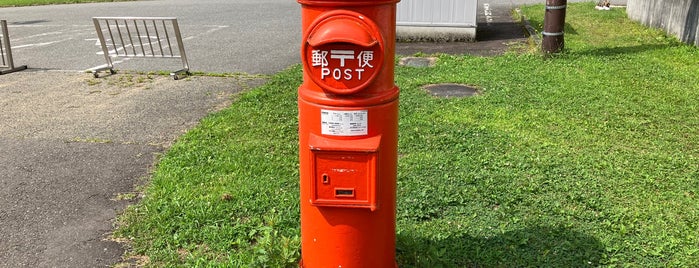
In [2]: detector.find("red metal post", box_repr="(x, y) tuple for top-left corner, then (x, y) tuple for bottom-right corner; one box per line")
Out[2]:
(298, 0), (399, 267)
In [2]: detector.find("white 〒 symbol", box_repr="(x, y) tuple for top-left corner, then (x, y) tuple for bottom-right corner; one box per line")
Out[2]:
(330, 50), (355, 67)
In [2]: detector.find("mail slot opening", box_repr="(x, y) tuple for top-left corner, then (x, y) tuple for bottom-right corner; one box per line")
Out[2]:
(335, 188), (355, 197)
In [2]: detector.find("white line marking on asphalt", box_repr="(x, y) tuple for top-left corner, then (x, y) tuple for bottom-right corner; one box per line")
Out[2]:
(12, 31), (64, 41)
(8, 24), (92, 28)
(12, 38), (72, 49)
(90, 36), (175, 55)
(111, 58), (131, 65)
(85, 38), (101, 46)
(182, 25), (229, 41)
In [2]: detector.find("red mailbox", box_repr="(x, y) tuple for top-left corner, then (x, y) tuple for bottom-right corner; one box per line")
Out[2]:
(298, 0), (399, 267)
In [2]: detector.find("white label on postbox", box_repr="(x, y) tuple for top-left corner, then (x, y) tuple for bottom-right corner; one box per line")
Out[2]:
(320, 109), (368, 136)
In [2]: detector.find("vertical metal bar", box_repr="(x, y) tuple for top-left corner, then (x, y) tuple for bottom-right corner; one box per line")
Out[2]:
(0, 44), (5, 66)
(162, 20), (173, 56)
(171, 19), (189, 70)
(124, 19), (137, 56)
(142, 20), (155, 56)
(152, 20), (164, 56)
(93, 18), (113, 69)
(2, 20), (14, 68)
(134, 20), (146, 56)
(0, 40), (5, 66)
(1, 20), (7, 67)
(114, 20), (126, 56)
(105, 20), (118, 55)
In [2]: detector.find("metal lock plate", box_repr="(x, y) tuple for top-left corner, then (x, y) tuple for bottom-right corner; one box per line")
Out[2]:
(308, 134), (380, 210)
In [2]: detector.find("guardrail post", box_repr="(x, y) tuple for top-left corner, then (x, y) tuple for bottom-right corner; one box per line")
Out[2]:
(170, 19), (189, 79)
(92, 18), (116, 77)
(1, 20), (28, 75)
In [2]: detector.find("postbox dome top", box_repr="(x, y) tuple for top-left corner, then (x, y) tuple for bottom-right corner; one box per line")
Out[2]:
(308, 17), (377, 47)
(298, 0), (399, 6)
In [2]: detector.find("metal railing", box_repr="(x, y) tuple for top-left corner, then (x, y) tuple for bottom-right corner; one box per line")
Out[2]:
(1, 20), (28, 75)
(90, 17), (190, 79)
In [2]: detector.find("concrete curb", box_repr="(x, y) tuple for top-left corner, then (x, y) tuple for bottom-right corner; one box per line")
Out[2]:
(396, 26), (477, 42)
(516, 8), (541, 47)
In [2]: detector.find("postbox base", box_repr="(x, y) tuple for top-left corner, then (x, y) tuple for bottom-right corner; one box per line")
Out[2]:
(299, 259), (399, 268)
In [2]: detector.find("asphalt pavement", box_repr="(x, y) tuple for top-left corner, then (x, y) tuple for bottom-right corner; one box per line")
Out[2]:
(1, 0), (301, 74)
(0, 0), (626, 267)
(0, 71), (266, 267)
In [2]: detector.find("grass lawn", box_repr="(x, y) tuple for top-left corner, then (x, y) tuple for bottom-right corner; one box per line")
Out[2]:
(115, 2), (698, 267)
(0, 0), (134, 7)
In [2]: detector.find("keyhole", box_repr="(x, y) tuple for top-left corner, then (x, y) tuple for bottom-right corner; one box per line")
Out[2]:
(322, 174), (329, 184)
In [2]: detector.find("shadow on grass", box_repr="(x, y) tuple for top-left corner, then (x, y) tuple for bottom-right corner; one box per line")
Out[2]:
(397, 225), (603, 267)
(573, 44), (674, 57)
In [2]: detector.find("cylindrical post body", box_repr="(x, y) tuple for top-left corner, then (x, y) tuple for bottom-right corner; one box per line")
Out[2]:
(298, 1), (399, 267)
(542, 0), (567, 53)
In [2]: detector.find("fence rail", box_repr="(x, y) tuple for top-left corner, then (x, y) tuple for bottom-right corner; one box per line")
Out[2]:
(89, 17), (190, 79)
(1, 20), (28, 75)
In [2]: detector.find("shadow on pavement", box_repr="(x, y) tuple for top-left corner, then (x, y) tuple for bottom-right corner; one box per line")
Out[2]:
(396, 4), (528, 57)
